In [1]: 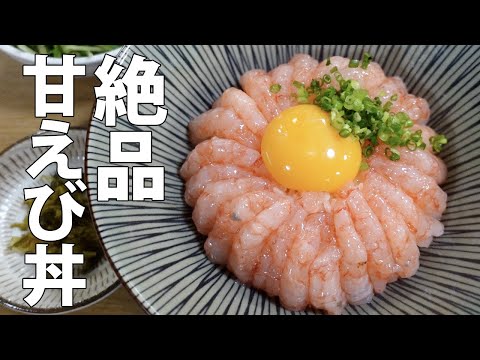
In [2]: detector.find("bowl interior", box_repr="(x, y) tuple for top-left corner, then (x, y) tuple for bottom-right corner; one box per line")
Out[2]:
(0, 129), (118, 313)
(87, 45), (480, 315)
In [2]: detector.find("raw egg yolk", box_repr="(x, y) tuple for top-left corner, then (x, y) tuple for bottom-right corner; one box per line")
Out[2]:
(261, 104), (361, 192)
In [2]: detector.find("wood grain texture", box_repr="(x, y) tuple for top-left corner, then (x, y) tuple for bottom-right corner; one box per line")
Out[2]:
(0, 52), (145, 315)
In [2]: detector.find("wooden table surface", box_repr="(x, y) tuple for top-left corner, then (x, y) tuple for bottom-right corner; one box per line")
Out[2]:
(0, 52), (145, 315)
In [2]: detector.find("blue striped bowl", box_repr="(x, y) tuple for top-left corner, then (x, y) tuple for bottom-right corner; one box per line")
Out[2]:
(87, 45), (480, 315)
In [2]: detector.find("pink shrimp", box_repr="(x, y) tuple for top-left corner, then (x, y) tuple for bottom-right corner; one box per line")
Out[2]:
(268, 64), (296, 111)
(240, 55), (319, 122)
(216, 88), (268, 135)
(310, 56), (386, 92)
(375, 143), (447, 185)
(309, 243), (346, 315)
(228, 194), (293, 283)
(289, 54), (319, 88)
(362, 170), (443, 247)
(369, 76), (430, 123)
(253, 192), (330, 295)
(308, 209), (346, 314)
(362, 188), (420, 278)
(279, 212), (324, 310)
(184, 164), (252, 206)
(297, 191), (332, 214)
(345, 188), (400, 292)
(370, 76), (408, 102)
(253, 206), (308, 296)
(394, 94), (430, 124)
(204, 190), (281, 265)
(188, 108), (260, 149)
(369, 156), (447, 219)
(180, 137), (262, 181)
(332, 199), (374, 305)
(193, 177), (271, 234)
(240, 70), (280, 121)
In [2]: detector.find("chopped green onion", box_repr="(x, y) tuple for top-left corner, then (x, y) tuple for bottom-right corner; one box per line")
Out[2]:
(383, 101), (393, 112)
(406, 140), (417, 151)
(430, 134), (448, 153)
(326, 57), (331, 66)
(289, 53), (447, 162)
(309, 80), (321, 94)
(349, 59), (360, 68)
(293, 81), (309, 103)
(270, 84), (282, 94)
(385, 147), (400, 161)
(330, 110), (345, 130)
(339, 128), (352, 137)
(363, 145), (374, 158)
(361, 52), (373, 69)
(293, 81), (303, 89)
(359, 161), (369, 171)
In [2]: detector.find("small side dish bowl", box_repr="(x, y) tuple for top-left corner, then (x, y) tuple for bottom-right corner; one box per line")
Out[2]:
(0, 45), (121, 76)
(0, 129), (119, 313)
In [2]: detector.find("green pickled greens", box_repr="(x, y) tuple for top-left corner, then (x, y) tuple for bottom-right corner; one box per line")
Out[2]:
(14, 45), (120, 58)
(10, 176), (103, 274)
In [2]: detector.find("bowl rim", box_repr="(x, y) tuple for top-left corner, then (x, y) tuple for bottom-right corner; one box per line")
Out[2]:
(85, 100), (150, 315)
(0, 45), (121, 65)
(84, 45), (151, 314)
(0, 128), (120, 314)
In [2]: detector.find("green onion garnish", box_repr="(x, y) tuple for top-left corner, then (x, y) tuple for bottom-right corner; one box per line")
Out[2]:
(270, 84), (282, 94)
(309, 80), (321, 94)
(385, 147), (401, 161)
(361, 52), (373, 69)
(290, 54), (447, 162)
(430, 134), (448, 153)
(363, 145), (374, 158)
(339, 128), (352, 137)
(359, 161), (369, 171)
(293, 81), (309, 103)
(349, 59), (360, 68)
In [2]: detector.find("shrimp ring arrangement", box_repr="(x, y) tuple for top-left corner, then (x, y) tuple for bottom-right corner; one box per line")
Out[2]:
(180, 54), (448, 314)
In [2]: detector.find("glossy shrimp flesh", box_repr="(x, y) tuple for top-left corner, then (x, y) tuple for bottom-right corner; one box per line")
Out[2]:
(181, 54), (448, 314)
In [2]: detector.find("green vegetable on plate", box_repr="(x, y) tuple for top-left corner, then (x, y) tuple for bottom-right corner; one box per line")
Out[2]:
(10, 176), (103, 274)
(14, 45), (120, 58)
